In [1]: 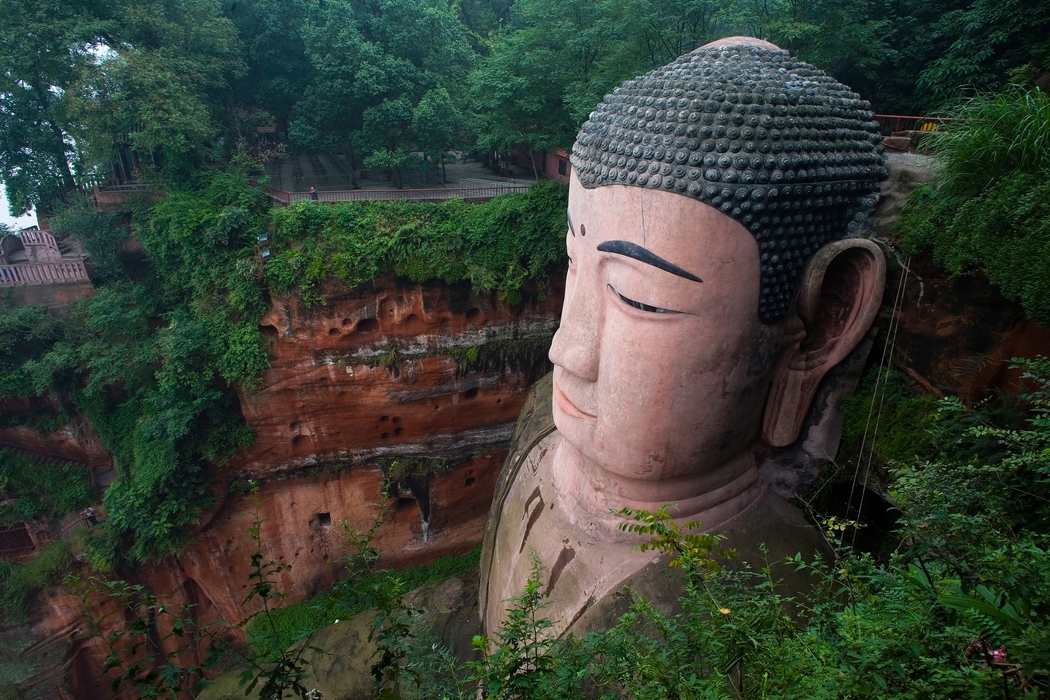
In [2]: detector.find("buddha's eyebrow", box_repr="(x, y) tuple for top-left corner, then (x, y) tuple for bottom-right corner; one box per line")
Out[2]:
(567, 212), (576, 237)
(596, 240), (703, 283)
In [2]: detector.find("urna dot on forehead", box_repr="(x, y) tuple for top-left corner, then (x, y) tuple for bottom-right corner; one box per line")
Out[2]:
(570, 37), (888, 324)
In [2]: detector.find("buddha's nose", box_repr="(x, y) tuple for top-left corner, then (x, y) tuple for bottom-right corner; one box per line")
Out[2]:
(548, 266), (601, 383)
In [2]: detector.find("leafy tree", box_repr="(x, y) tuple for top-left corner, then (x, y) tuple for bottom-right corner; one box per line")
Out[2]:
(291, 0), (474, 165)
(225, 0), (314, 122)
(412, 88), (470, 182)
(68, 0), (246, 175)
(0, 0), (111, 215)
(359, 98), (421, 189)
(916, 0), (1050, 109)
(897, 87), (1050, 324)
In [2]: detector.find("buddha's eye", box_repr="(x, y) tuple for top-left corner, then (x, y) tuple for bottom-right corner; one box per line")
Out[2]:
(615, 289), (678, 314)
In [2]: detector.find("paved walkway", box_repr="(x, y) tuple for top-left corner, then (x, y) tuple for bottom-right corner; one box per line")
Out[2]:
(266, 153), (534, 193)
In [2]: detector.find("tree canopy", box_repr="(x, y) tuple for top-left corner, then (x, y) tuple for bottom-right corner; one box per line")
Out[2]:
(2, 0), (1049, 214)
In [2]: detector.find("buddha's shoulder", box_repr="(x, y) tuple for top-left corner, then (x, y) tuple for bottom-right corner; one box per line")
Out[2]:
(496, 372), (557, 497)
(480, 373), (557, 583)
(511, 371), (556, 450)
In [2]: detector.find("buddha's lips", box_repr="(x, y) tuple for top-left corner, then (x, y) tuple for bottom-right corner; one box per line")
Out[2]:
(554, 382), (596, 420)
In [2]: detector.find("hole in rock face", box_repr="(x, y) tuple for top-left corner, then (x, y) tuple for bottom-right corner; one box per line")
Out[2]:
(464, 387), (479, 400)
(380, 415), (389, 422)
(289, 422), (299, 433)
(392, 416), (401, 425)
(260, 324), (279, 340)
(394, 427), (404, 436)
(466, 307), (482, 320)
(317, 512), (332, 529)
(380, 432), (390, 439)
(357, 318), (380, 334)
(465, 477), (476, 487)
(292, 435), (306, 448)
(341, 317), (353, 326)
(380, 298), (400, 318)
(496, 398), (502, 404)
(328, 328), (338, 335)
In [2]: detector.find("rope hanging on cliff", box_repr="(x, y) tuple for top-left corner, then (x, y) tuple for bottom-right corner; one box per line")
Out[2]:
(843, 255), (910, 550)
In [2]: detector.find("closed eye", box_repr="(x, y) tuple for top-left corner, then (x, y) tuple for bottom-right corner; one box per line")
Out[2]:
(615, 290), (679, 314)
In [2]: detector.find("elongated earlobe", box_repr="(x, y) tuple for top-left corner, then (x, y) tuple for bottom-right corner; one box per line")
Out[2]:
(762, 239), (886, 447)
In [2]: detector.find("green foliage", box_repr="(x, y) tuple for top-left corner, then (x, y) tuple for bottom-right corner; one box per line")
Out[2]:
(266, 180), (567, 304)
(389, 359), (1050, 699)
(0, 305), (73, 403)
(468, 557), (559, 699)
(915, 87), (1050, 199)
(838, 368), (939, 469)
(245, 544), (482, 648)
(616, 503), (730, 573)
(0, 172), (271, 567)
(290, 0), (475, 159)
(0, 0), (103, 215)
(897, 88), (1050, 324)
(70, 573), (211, 699)
(49, 200), (137, 285)
(0, 450), (94, 527)
(0, 541), (73, 626)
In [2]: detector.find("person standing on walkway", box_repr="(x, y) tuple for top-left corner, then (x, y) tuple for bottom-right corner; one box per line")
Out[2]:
(309, 186), (319, 200)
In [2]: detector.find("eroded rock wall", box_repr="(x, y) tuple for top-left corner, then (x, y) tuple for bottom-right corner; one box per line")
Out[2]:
(9, 276), (561, 700)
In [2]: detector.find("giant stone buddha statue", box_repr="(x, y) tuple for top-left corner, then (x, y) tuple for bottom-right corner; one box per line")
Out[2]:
(480, 37), (887, 636)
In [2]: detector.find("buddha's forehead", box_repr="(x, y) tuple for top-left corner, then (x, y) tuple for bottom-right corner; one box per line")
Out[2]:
(569, 39), (886, 323)
(568, 175), (760, 278)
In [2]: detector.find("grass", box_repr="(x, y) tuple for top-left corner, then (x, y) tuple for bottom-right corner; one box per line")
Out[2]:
(245, 543), (482, 645)
(920, 85), (1050, 197)
(0, 541), (74, 626)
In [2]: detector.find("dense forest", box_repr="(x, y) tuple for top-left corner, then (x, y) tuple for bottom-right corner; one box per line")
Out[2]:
(1, 0), (1050, 698)
(2, 0), (1049, 218)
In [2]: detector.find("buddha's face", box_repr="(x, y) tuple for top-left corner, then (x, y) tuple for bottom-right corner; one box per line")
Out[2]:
(550, 173), (785, 484)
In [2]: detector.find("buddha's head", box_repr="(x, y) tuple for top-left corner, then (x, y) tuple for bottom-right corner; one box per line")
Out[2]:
(549, 38), (886, 510)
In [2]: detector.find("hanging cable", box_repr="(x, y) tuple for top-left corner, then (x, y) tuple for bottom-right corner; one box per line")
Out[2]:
(841, 254), (909, 549)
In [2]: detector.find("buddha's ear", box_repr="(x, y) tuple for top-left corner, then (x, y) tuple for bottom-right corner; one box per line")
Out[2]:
(762, 239), (886, 447)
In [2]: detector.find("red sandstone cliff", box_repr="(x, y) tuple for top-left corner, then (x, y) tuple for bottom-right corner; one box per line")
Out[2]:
(7, 276), (562, 699)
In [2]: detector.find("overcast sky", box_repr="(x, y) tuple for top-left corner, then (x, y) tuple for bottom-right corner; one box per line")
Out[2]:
(0, 185), (39, 232)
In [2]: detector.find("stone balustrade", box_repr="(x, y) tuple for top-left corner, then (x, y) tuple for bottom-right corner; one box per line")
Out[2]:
(0, 260), (90, 287)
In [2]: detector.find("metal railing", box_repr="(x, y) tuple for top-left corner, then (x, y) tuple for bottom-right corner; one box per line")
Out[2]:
(96, 182), (154, 192)
(0, 523), (36, 560)
(0, 512), (105, 560)
(874, 114), (953, 133)
(0, 260), (89, 287)
(266, 184), (530, 204)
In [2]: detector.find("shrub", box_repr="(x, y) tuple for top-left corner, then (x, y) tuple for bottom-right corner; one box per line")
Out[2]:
(0, 541), (73, 625)
(0, 450), (94, 527)
(897, 87), (1050, 324)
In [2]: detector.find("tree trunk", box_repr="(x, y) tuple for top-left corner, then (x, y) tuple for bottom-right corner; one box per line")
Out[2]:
(529, 149), (539, 182)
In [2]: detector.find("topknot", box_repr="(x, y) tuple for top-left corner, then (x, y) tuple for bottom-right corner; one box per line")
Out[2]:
(570, 40), (887, 324)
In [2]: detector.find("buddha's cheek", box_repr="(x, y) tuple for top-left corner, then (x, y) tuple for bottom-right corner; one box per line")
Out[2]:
(588, 313), (754, 480)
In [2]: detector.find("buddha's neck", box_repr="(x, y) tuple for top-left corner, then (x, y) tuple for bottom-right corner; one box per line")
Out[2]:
(551, 440), (764, 532)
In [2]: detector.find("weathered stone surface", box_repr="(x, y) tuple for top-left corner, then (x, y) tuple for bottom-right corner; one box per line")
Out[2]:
(871, 154), (1050, 400)
(885, 256), (1050, 401)
(7, 276), (561, 700)
(196, 570), (481, 700)
(226, 276), (561, 477)
(0, 400), (110, 468)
